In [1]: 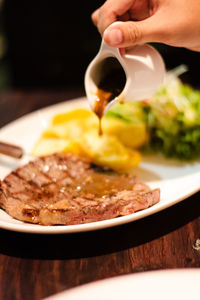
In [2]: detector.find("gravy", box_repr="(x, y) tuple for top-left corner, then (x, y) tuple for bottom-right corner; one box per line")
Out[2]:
(67, 170), (137, 198)
(93, 61), (126, 135)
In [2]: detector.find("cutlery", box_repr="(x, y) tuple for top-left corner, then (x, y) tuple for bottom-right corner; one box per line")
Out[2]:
(0, 141), (24, 159)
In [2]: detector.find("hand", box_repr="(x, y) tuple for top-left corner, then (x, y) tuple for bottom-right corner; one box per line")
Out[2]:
(92, 0), (200, 52)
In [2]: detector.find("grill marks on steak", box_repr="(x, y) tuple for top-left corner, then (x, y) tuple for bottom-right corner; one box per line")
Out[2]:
(0, 153), (160, 225)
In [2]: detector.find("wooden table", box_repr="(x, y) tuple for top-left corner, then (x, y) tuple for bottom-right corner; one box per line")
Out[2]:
(0, 88), (200, 300)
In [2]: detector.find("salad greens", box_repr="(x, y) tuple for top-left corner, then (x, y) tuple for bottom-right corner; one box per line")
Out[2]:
(106, 66), (200, 160)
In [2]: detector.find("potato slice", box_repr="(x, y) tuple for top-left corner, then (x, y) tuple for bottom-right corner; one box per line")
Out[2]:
(32, 138), (71, 156)
(102, 118), (147, 148)
(32, 137), (88, 158)
(52, 109), (94, 125)
(43, 112), (99, 140)
(42, 121), (85, 139)
(81, 130), (141, 172)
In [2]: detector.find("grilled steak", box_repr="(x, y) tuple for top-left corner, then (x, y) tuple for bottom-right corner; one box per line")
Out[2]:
(0, 153), (160, 225)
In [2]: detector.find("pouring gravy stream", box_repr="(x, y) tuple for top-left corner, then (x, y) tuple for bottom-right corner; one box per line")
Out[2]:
(93, 67), (126, 135)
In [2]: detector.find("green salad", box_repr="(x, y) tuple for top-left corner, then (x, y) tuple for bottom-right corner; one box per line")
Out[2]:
(106, 66), (200, 160)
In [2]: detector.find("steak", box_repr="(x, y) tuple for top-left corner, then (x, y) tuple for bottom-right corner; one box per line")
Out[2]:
(0, 153), (160, 225)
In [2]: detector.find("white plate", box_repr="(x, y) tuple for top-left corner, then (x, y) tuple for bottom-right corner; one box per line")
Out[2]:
(44, 269), (200, 300)
(0, 97), (200, 234)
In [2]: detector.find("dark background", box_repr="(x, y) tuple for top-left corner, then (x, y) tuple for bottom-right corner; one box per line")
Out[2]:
(0, 0), (199, 91)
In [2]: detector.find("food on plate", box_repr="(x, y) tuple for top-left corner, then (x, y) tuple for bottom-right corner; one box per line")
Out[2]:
(106, 66), (200, 160)
(33, 108), (146, 172)
(145, 71), (200, 160)
(105, 101), (147, 148)
(32, 66), (200, 168)
(0, 153), (160, 225)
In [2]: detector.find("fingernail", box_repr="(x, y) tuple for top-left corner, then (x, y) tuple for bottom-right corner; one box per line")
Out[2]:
(104, 28), (123, 46)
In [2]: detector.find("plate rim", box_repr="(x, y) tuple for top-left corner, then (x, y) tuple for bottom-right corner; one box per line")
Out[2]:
(44, 268), (200, 299)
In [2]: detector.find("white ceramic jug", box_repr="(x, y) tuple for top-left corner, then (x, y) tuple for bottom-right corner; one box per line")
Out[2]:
(85, 40), (165, 114)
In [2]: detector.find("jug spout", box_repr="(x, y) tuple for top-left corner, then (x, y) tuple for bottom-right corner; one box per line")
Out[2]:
(84, 40), (165, 116)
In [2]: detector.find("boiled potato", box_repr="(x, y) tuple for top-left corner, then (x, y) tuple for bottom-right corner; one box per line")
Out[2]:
(43, 111), (99, 140)
(48, 109), (147, 149)
(52, 109), (94, 124)
(102, 118), (147, 148)
(33, 108), (145, 171)
(33, 138), (72, 156)
(42, 121), (86, 139)
(33, 136), (89, 157)
(81, 130), (141, 172)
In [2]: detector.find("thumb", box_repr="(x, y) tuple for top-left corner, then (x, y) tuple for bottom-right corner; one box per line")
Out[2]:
(103, 19), (164, 48)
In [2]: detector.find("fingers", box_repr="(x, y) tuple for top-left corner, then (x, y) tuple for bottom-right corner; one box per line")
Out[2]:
(92, 0), (150, 35)
(92, 8), (131, 28)
(92, 0), (173, 49)
(92, 0), (135, 35)
(103, 17), (164, 48)
(91, 8), (100, 27)
(128, 0), (150, 21)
